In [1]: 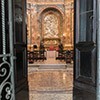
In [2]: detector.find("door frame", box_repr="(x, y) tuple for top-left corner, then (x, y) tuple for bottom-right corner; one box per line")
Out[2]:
(1, 0), (100, 100)
(97, 0), (100, 100)
(74, 0), (97, 100)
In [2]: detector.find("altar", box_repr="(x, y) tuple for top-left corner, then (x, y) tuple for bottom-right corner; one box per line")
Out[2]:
(47, 50), (56, 58)
(43, 38), (60, 50)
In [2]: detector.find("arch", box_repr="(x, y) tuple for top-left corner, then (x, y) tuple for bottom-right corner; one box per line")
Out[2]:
(38, 7), (64, 42)
(38, 6), (64, 20)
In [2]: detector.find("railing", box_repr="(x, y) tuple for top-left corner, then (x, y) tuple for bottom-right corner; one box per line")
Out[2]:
(0, 0), (15, 100)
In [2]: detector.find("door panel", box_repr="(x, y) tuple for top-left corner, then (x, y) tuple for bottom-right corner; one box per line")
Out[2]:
(13, 0), (27, 92)
(75, 42), (96, 84)
(74, 0), (97, 100)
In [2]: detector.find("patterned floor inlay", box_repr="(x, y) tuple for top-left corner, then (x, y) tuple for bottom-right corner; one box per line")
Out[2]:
(29, 91), (72, 100)
(28, 64), (73, 100)
(16, 65), (73, 100)
(28, 66), (73, 92)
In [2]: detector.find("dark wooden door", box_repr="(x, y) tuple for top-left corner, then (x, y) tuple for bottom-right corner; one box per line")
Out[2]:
(13, 0), (27, 92)
(74, 0), (97, 100)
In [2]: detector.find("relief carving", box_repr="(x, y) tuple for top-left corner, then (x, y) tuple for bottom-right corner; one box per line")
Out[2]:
(43, 14), (59, 38)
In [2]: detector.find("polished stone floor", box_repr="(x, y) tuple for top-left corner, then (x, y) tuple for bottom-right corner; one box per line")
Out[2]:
(28, 68), (73, 91)
(29, 57), (67, 65)
(29, 91), (72, 100)
(28, 64), (73, 100)
(16, 57), (73, 100)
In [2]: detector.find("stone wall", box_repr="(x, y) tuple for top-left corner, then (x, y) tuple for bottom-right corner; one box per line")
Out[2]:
(27, 0), (74, 50)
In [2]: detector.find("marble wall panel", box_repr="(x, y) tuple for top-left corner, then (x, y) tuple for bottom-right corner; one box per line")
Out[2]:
(27, 0), (74, 49)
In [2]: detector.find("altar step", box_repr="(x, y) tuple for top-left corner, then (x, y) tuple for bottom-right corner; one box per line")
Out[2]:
(39, 65), (66, 69)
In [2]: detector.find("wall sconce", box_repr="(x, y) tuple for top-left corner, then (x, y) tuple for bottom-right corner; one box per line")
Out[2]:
(62, 33), (66, 42)
(63, 33), (66, 37)
(37, 34), (40, 38)
(37, 34), (40, 40)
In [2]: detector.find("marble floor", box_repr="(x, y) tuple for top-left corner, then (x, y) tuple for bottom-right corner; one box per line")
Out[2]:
(29, 58), (73, 66)
(28, 64), (73, 100)
(16, 57), (73, 100)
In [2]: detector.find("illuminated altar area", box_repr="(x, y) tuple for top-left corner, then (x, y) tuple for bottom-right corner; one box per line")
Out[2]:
(41, 8), (63, 50)
(27, 0), (74, 51)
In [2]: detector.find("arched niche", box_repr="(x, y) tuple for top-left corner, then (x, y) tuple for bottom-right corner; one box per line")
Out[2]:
(39, 7), (63, 48)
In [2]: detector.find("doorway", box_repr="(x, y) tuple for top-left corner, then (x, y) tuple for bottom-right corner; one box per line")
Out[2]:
(27, 0), (74, 65)
(24, 0), (97, 100)
(0, 0), (97, 100)
(26, 0), (74, 100)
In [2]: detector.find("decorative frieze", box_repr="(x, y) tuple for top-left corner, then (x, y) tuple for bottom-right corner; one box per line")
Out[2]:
(37, 0), (64, 2)
(65, 2), (74, 10)
(27, 3), (37, 9)
(37, 5), (65, 15)
(27, 0), (64, 5)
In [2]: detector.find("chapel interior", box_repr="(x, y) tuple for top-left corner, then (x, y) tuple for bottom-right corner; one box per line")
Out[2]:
(27, 0), (74, 64)
(0, 0), (97, 100)
(23, 0), (74, 99)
